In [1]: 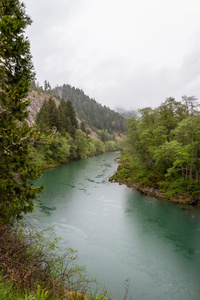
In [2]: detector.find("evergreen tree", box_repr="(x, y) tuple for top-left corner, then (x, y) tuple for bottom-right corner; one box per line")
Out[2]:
(80, 121), (87, 133)
(48, 97), (59, 129)
(65, 98), (78, 130)
(0, 0), (43, 224)
(59, 98), (73, 133)
(35, 99), (50, 131)
(44, 80), (51, 91)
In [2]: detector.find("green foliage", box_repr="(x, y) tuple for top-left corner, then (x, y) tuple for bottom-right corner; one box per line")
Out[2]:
(87, 136), (97, 156)
(30, 130), (72, 169)
(0, 0), (34, 105)
(105, 141), (117, 152)
(0, 0), (43, 224)
(31, 128), (122, 169)
(32, 83), (125, 168)
(35, 97), (78, 136)
(0, 273), (50, 300)
(75, 129), (88, 158)
(94, 139), (105, 154)
(33, 87), (125, 166)
(94, 291), (108, 300)
(114, 96), (200, 203)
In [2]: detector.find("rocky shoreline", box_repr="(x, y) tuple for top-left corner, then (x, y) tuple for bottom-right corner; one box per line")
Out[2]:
(109, 177), (200, 207)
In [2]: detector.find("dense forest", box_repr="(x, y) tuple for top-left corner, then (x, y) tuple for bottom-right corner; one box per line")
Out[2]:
(111, 96), (200, 204)
(31, 95), (123, 170)
(52, 84), (126, 132)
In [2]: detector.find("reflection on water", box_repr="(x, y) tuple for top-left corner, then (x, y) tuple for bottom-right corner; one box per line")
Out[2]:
(33, 152), (200, 300)
(38, 204), (56, 216)
(125, 193), (200, 260)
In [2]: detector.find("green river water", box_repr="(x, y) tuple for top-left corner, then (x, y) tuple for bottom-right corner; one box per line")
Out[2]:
(33, 152), (200, 300)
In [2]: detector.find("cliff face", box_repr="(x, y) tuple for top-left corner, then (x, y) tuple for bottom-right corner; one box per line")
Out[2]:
(26, 90), (99, 138)
(26, 90), (59, 126)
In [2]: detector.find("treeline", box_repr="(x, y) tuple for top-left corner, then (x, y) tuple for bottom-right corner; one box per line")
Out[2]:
(32, 97), (123, 169)
(52, 84), (126, 132)
(112, 96), (200, 203)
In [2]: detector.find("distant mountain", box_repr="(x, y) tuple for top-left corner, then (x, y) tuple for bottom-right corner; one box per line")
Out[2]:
(115, 107), (138, 119)
(52, 84), (126, 133)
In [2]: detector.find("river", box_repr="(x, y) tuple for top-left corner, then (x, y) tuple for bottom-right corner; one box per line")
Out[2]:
(33, 152), (200, 300)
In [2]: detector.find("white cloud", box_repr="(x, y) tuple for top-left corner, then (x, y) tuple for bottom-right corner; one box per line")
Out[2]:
(23, 0), (200, 109)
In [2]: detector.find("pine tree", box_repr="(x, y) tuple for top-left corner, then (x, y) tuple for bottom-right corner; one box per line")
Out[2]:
(0, 0), (43, 224)
(48, 97), (59, 129)
(35, 99), (50, 131)
(65, 99), (78, 134)
(59, 98), (78, 135)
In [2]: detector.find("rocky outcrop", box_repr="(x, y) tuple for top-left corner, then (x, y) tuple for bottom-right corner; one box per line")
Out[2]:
(26, 90), (99, 139)
(26, 90), (59, 125)
(111, 179), (165, 198)
(109, 177), (199, 206)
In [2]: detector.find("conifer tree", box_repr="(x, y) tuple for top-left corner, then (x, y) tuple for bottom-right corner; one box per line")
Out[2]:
(65, 98), (78, 130)
(59, 98), (78, 135)
(48, 97), (59, 129)
(35, 99), (50, 131)
(0, 0), (43, 224)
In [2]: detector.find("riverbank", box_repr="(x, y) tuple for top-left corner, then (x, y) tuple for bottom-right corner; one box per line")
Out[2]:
(109, 163), (200, 207)
(37, 150), (122, 173)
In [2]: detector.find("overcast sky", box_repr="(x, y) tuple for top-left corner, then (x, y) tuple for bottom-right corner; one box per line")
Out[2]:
(23, 0), (200, 110)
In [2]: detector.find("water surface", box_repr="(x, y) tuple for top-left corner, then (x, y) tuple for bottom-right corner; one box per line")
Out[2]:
(33, 152), (200, 300)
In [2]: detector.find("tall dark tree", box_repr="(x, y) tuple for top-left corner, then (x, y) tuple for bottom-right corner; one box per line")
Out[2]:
(35, 99), (50, 131)
(59, 98), (73, 133)
(65, 98), (78, 129)
(182, 95), (200, 116)
(59, 98), (78, 135)
(48, 97), (59, 129)
(0, 0), (43, 224)
(44, 80), (51, 91)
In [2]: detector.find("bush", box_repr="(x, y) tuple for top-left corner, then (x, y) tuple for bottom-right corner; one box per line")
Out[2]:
(0, 220), (94, 299)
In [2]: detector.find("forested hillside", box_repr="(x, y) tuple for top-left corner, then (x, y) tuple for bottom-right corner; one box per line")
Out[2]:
(111, 96), (200, 205)
(29, 92), (124, 170)
(52, 84), (126, 132)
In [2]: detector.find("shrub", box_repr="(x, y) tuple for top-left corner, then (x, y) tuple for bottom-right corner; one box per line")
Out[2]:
(0, 220), (93, 299)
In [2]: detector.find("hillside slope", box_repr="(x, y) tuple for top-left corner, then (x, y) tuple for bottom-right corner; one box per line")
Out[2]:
(27, 90), (98, 138)
(52, 84), (126, 133)
(27, 90), (59, 125)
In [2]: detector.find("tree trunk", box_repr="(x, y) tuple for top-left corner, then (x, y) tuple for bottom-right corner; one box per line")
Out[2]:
(186, 165), (188, 180)
(196, 169), (199, 183)
(181, 164), (184, 178)
(189, 164), (193, 181)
